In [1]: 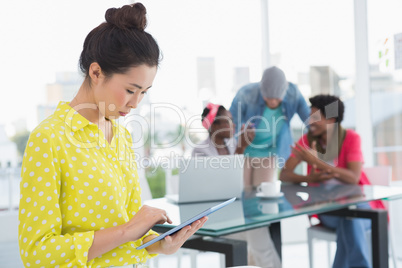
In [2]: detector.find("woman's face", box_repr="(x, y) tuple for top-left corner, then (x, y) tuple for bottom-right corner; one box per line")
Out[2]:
(308, 107), (334, 137)
(211, 110), (236, 139)
(93, 64), (157, 119)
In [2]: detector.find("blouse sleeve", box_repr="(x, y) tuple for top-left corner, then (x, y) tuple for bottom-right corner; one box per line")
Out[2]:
(345, 131), (364, 163)
(19, 130), (95, 267)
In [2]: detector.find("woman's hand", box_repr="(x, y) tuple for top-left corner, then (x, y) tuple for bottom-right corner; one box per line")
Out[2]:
(291, 141), (319, 166)
(122, 205), (172, 242)
(88, 205), (172, 261)
(236, 124), (255, 154)
(146, 216), (208, 255)
(307, 165), (339, 183)
(244, 124), (255, 145)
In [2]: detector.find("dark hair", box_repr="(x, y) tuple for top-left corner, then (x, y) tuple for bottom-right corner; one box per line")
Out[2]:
(309, 94), (344, 123)
(201, 105), (226, 124)
(79, 3), (161, 80)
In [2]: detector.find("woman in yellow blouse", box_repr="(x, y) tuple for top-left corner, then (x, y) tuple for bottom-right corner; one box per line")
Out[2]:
(18, 3), (207, 268)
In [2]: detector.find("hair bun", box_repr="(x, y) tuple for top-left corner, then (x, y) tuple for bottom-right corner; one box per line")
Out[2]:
(105, 3), (147, 31)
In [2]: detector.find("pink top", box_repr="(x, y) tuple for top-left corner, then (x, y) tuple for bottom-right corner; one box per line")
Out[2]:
(293, 129), (384, 209)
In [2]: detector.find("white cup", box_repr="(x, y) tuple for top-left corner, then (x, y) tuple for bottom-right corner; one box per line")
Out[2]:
(258, 202), (279, 214)
(256, 181), (280, 197)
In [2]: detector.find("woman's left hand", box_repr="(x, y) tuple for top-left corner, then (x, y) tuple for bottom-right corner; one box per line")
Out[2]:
(146, 216), (208, 255)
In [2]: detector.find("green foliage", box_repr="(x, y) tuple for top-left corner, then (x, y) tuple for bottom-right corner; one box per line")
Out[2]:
(11, 130), (30, 157)
(145, 166), (166, 198)
(171, 168), (179, 175)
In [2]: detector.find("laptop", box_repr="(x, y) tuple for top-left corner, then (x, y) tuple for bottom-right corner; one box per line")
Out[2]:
(166, 154), (244, 204)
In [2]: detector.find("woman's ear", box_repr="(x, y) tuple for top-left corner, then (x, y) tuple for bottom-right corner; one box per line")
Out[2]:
(88, 62), (103, 84)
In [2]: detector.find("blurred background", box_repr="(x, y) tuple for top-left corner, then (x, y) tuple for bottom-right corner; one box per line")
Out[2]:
(1, 0), (401, 201)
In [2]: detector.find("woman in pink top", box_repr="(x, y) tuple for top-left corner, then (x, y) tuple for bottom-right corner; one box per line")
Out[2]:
(280, 95), (379, 268)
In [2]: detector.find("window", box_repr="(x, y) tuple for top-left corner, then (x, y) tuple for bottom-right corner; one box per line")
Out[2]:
(368, 0), (402, 181)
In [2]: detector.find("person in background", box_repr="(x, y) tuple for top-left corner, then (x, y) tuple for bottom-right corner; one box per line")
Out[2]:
(18, 4), (206, 267)
(280, 94), (384, 268)
(230, 66), (310, 187)
(192, 103), (281, 268)
(192, 103), (254, 157)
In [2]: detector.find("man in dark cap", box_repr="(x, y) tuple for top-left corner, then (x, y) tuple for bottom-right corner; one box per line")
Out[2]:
(230, 66), (310, 187)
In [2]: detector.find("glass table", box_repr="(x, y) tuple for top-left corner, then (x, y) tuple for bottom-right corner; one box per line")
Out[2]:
(145, 183), (402, 267)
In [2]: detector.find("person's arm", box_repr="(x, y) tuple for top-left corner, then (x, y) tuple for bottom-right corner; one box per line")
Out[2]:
(87, 206), (207, 260)
(87, 205), (172, 261)
(292, 143), (361, 184)
(311, 159), (362, 184)
(281, 136), (338, 184)
(19, 131), (96, 267)
(281, 155), (339, 184)
(234, 124), (255, 154)
(87, 225), (129, 261)
(280, 155), (308, 183)
(295, 85), (311, 123)
(234, 144), (247, 155)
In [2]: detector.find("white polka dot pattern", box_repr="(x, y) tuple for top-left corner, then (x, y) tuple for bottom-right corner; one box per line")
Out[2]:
(19, 102), (158, 267)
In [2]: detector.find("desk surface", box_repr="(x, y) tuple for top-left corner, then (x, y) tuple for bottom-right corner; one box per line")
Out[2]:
(144, 183), (402, 236)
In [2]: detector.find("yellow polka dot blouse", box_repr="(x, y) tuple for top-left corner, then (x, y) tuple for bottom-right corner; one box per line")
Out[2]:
(19, 102), (158, 267)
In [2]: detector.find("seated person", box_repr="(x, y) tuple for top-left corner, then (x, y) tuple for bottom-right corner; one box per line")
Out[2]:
(192, 102), (254, 156)
(193, 103), (282, 268)
(280, 94), (384, 268)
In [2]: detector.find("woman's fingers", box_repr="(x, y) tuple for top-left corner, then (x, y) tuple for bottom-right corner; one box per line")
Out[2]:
(191, 217), (207, 233)
(164, 235), (172, 243)
(153, 210), (170, 224)
(311, 164), (317, 173)
(311, 141), (317, 151)
(181, 218), (206, 240)
(172, 217), (207, 242)
(157, 209), (170, 224)
(160, 216), (208, 255)
(295, 143), (307, 152)
(166, 215), (173, 224)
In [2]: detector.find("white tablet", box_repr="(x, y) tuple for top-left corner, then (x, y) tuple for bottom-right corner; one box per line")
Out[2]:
(136, 197), (236, 250)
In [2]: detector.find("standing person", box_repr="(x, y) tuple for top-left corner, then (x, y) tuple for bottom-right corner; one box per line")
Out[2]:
(280, 94), (384, 268)
(230, 66), (310, 187)
(18, 4), (207, 267)
(192, 103), (281, 268)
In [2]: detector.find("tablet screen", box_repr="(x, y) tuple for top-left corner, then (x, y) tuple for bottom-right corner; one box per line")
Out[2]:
(136, 197), (236, 250)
